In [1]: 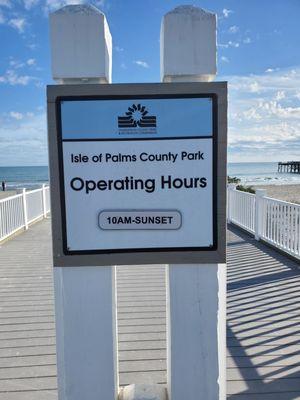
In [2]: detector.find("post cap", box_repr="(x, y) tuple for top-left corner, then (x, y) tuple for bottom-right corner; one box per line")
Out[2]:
(160, 5), (217, 82)
(49, 4), (112, 83)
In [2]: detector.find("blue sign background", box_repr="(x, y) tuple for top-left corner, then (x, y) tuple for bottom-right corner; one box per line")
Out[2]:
(61, 97), (213, 140)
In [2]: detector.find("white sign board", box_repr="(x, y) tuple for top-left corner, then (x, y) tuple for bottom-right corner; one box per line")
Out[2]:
(57, 95), (217, 255)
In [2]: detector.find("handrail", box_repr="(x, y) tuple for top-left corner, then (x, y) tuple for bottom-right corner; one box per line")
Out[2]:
(0, 185), (50, 242)
(228, 186), (300, 260)
(0, 193), (23, 203)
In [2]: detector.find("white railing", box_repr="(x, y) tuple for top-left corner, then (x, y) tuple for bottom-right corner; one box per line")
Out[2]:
(0, 185), (50, 242)
(228, 185), (300, 260)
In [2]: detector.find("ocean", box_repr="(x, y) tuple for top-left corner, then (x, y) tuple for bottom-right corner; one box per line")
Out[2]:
(0, 166), (49, 190)
(0, 163), (300, 190)
(228, 162), (300, 186)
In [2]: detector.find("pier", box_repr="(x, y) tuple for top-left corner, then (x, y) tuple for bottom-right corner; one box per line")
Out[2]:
(278, 161), (300, 174)
(0, 217), (300, 399)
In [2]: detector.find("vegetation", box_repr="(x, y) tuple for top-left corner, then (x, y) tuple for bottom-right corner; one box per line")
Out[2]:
(228, 176), (256, 194)
(227, 176), (240, 184)
(236, 185), (256, 194)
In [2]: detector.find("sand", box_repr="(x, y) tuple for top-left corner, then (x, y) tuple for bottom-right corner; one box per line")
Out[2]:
(253, 184), (300, 204)
(0, 190), (17, 200)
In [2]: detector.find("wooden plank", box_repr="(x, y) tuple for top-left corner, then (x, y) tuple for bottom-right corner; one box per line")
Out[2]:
(1, 219), (300, 399)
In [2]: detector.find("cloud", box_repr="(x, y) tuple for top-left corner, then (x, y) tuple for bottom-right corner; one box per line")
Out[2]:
(114, 46), (124, 52)
(224, 67), (300, 161)
(228, 25), (239, 34)
(221, 56), (229, 63)
(9, 111), (23, 120)
(0, 69), (35, 85)
(45, 0), (84, 12)
(219, 40), (240, 48)
(27, 58), (36, 66)
(222, 8), (233, 18)
(0, 0), (11, 7)
(243, 37), (251, 44)
(8, 18), (26, 33)
(0, 112), (48, 166)
(23, 0), (39, 9)
(0, 10), (5, 23)
(134, 60), (149, 68)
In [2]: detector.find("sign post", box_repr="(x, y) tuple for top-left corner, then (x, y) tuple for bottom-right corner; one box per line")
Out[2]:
(48, 5), (117, 400)
(161, 6), (227, 400)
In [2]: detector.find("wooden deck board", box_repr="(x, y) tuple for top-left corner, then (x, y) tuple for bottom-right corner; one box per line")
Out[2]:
(0, 219), (299, 398)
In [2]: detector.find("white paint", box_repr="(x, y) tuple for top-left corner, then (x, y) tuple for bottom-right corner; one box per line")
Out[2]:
(42, 184), (47, 218)
(160, 5), (216, 82)
(120, 384), (167, 400)
(166, 263), (226, 400)
(49, 5), (117, 400)
(50, 4), (112, 83)
(255, 189), (267, 240)
(54, 266), (118, 400)
(228, 186), (300, 260)
(161, 5), (226, 400)
(22, 188), (28, 230)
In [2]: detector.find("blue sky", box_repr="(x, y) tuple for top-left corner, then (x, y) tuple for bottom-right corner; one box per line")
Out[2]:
(0, 0), (300, 165)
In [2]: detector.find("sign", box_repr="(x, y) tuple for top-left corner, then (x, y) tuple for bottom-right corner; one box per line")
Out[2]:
(48, 83), (227, 266)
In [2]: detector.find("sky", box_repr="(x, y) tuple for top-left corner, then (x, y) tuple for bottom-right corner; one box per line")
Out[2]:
(0, 0), (299, 166)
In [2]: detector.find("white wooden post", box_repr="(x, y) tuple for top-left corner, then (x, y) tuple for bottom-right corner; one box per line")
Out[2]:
(255, 189), (267, 240)
(22, 188), (29, 230)
(227, 184), (236, 224)
(161, 6), (226, 400)
(49, 5), (117, 400)
(42, 184), (47, 218)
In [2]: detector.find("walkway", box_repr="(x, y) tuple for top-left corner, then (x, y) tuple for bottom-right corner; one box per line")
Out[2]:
(0, 220), (299, 399)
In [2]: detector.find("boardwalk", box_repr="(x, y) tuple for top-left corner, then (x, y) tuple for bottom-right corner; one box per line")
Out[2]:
(0, 219), (299, 399)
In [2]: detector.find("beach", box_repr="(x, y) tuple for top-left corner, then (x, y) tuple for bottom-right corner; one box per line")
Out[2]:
(0, 191), (17, 200)
(253, 184), (300, 204)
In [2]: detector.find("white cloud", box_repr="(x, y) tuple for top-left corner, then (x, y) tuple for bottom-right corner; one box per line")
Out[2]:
(224, 67), (300, 161)
(9, 59), (25, 69)
(243, 37), (251, 44)
(115, 46), (124, 52)
(8, 18), (26, 33)
(23, 0), (39, 9)
(222, 8), (233, 18)
(0, 69), (35, 85)
(0, 0), (11, 7)
(219, 40), (240, 48)
(27, 58), (36, 66)
(229, 25), (239, 34)
(0, 10), (5, 23)
(0, 112), (48, 166)
(221, 56), (229, 63)
(9, 111), (23, 120)
(134, 60), (149, 68)
(45, 0), (84, 12)
(275, 90), (285, 101)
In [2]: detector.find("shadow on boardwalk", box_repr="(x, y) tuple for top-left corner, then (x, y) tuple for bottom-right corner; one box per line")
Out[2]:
(227, 225), (300, 400)
(0, 219), (299, 399)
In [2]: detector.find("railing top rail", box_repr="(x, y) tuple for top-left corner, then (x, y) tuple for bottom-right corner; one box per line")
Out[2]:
(0, 193), (23, 204)
(26, 186), (49, 195)
(229, 188), (255, 197)
(26, 188), (44, 195)
(263, 195), (300, 208)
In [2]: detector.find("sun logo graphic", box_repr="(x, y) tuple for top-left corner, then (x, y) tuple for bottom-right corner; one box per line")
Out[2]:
(118, 104), (157, 131)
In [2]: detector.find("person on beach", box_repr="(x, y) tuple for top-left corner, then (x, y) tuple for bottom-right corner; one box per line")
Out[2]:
(1, 181), (6, 191)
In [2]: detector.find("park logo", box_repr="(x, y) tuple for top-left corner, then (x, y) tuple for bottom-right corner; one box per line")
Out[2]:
(118, 104), (157, 134)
